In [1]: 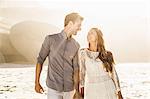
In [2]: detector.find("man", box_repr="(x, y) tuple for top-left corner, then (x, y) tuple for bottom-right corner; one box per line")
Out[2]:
(35, 12), (83, 99)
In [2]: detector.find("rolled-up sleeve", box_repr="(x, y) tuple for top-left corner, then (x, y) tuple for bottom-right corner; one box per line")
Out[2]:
(37, 35), (51, 65)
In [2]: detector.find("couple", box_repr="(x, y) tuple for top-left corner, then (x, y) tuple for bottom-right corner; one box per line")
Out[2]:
(35, 12), (123, 99)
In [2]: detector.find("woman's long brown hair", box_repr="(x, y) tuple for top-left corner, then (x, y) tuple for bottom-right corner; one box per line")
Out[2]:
(91, 28), (114, 73)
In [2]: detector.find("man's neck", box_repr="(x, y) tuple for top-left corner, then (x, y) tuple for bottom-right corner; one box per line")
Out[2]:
(63, 27), (72, 38)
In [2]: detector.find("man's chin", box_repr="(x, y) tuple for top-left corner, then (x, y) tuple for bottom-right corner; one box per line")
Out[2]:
(73, 34), (77, 35)
(73, 32), (77, 35)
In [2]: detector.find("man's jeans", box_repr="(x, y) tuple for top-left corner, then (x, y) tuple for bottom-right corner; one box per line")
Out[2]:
(47, 87), (74, 99)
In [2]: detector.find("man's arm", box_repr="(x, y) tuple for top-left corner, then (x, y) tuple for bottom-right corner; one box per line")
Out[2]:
(35, 63), (44, 93)
(73, 68), (80, 92)
(73, 65), (82, 99)
(73, 51), (80, 92)
(73, 49), (82, 98)
(35, 35), (51, 94)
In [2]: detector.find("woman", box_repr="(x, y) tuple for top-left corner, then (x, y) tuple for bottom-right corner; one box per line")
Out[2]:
(79, 28), (123, 99)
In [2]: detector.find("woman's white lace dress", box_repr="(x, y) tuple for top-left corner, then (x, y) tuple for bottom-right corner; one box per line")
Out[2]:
(79, 49), (120, 99)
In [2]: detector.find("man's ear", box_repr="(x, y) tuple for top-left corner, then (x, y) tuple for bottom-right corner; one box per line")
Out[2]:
(68, 21), (73, 26)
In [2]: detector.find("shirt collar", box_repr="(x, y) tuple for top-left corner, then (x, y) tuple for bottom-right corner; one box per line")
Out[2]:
(60, 30), (72, 40)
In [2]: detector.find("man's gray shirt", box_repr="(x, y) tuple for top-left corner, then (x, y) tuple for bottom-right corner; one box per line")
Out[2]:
(37, 30), (80, 92)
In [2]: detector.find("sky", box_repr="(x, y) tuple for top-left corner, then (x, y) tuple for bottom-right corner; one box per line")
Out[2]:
(0, 0), (149, 62)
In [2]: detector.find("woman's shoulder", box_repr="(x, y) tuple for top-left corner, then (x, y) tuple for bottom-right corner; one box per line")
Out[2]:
(79, 48), (88, 52)
(79, 48), (87, 56)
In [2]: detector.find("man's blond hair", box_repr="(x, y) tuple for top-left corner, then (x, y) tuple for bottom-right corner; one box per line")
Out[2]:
(64, 12), (83, 27)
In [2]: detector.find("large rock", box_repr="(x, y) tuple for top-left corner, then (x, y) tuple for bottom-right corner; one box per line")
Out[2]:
(9, 21), (60, 64)
(0, 52), (5, 63)
(0, 33), (28, 64)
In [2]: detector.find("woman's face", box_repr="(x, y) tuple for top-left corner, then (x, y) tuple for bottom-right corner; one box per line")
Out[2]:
(87, 29), (98, 42)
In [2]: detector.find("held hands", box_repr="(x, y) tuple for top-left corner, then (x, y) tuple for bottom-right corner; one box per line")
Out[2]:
(74, 87), (84, 99)
(116, 91), (123, 99)
(35, 83), (44, 94)
(80, 87), (84, 98)
(73, 90), (83, 99)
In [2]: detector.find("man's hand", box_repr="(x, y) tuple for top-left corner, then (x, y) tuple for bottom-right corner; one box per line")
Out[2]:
(73, 91), (83, 99)
(35, 83), (44, 94)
